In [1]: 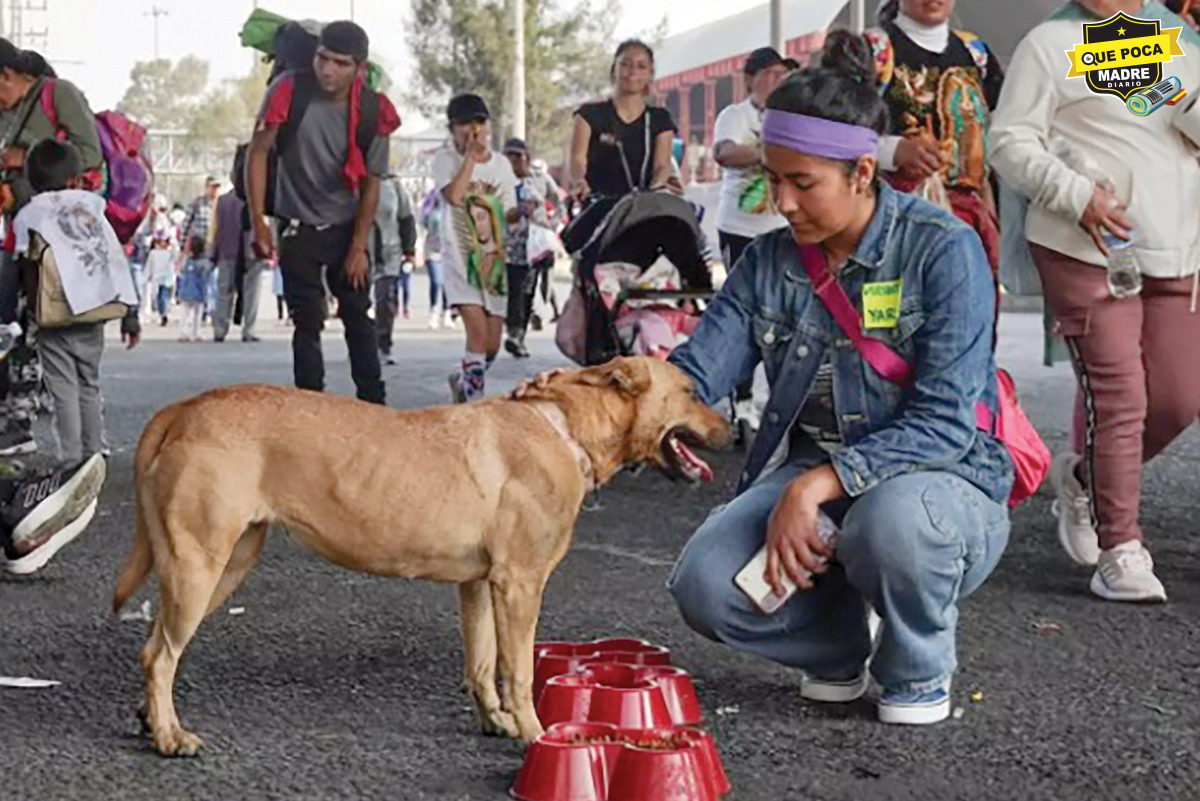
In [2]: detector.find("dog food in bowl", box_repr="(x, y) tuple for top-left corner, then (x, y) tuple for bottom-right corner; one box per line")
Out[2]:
(511, 723), (730, 801)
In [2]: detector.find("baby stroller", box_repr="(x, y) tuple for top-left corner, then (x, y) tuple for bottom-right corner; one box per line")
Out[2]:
(556, 192), (713, 367)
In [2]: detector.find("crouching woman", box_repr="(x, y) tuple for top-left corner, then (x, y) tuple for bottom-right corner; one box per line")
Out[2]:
(665, 32), (1014, 725)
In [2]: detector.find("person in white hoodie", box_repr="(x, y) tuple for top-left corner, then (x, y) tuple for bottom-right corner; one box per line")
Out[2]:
(990, 0), (1200, 603)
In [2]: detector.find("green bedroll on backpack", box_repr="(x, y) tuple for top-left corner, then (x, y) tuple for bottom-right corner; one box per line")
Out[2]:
(239, 7), (388, 91)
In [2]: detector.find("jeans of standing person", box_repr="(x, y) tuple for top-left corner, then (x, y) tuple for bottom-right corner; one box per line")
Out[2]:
(38, 322), (106, 464)
(1031, 244), (1200, 550)
(375, 275), (399, 356)
(667, 453), (1010, 694)
(427, 257), (447, 312)
(214, 257), (264, 341)
(719, 231), (756, 405)
(129, 262), (145, 305)
(279, 220), (384, 404)
(154, 285), (172, 318)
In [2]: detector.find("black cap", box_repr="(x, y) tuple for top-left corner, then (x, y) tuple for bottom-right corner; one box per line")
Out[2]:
(447, 94), (490, 125)
(319, 20), (370, 63)
(744, 46), (784, 76)
(503, 138), (528, 156)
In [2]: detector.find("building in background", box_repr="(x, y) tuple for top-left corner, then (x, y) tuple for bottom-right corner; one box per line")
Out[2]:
(654, 0), (1062, 184)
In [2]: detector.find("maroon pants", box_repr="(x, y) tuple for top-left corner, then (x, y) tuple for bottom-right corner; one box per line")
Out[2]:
(1032, 244), (1200, 548)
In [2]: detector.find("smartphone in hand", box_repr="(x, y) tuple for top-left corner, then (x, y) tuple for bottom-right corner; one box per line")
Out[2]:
(734, 511), (839, 615)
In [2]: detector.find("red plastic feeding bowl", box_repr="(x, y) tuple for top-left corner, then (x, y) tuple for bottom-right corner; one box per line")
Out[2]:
(512, 723), (730, 801)
(539, 664), (674, 730)
(533, 640), (673, 705)
(537, 662), (703, 729)
(638, 666), (703, 727)
(510, 722), (622, 801)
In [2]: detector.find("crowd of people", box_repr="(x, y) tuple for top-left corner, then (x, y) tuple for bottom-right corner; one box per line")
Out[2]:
(2, 0), (1199, 738)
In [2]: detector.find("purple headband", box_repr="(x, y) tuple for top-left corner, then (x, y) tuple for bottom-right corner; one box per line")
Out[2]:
(761, 109), (879, 160)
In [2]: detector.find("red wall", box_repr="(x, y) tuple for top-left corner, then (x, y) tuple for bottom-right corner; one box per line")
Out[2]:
(654, 30), (828, 183)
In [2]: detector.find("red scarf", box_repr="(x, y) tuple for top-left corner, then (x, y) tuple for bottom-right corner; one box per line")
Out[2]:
(263, 68), (402, 194)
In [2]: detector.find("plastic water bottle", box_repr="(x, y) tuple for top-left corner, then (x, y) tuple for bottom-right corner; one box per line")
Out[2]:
(1102, 197), (1142, 300)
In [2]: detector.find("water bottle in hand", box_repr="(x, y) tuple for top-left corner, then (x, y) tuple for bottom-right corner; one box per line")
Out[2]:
(1102, 196), (1142, 299)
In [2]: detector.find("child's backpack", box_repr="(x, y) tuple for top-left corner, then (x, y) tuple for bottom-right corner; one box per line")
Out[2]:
(19, 232), (129, 328)
(38, 81), (154, 245)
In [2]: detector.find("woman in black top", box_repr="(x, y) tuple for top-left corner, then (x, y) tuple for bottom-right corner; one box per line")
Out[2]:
(569, 40), (677, 201)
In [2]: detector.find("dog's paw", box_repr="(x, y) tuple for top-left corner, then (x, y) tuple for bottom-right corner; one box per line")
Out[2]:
(153, 727), (203, 757)
(480, 708), (520, 739)
(517, 718), (545, 745)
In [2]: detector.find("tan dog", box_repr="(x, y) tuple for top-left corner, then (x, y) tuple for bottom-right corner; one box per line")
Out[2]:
(112, 357), (729, 757)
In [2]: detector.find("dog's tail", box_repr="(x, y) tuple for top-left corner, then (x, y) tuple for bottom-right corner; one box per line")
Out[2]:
(112, 404), (181, 614)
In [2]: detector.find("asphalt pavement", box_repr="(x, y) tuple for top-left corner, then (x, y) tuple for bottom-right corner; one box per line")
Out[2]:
(2, 306), (1199, 801)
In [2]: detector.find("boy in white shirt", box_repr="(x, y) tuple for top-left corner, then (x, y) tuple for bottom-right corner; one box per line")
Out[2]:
(431, 94), (518, 403)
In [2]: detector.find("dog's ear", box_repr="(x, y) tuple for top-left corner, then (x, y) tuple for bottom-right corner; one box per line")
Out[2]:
(577, 358), (653, 397)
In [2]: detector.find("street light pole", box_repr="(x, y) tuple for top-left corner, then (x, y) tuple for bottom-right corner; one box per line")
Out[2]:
(770, 0), (783, 53)
(510, 0), (526, 140)
(850, 0), (865, 34)
(145, 4), (169, 59)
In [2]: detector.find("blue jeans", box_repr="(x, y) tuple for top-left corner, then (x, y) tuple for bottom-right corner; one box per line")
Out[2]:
(666, 458), (1010, 695)
(427, 258), (447, 311)
(155, 285), (172, 318)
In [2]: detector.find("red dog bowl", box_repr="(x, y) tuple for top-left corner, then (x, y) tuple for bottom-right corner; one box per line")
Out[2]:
(637, 666), (703, 726)
(511, 723), (620, 801)
(535, 643), (602, 704)
(534, 640), (673, 704)
(512, 723), (730, 801)
(604, 729), (716, 801)
(538, 665), (674, 730)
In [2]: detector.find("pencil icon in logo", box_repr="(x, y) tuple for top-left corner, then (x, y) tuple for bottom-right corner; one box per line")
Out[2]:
(1127, 75), (1187, 115)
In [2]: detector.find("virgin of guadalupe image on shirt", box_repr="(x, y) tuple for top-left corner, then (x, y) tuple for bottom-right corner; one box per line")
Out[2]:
(736, 132), (772, 216)
(462, 193), (506, 296)
(937, 68), (988, 193)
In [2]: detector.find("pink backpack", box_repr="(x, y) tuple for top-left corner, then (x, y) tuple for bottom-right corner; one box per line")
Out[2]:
(39, 80), (154, 244)
(799, 243), (1050, 507)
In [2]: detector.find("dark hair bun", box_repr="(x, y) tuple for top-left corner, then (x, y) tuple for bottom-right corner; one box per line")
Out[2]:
(819, 30), (877, 89)
(765, 28), (889, 145)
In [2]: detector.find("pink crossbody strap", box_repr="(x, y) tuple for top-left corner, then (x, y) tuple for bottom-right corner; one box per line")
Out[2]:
(798, 244), (996, 435)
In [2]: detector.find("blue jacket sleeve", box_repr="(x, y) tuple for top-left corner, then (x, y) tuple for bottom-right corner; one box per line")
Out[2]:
(830, 226), (994, 496)
(668, 242), (761, 405)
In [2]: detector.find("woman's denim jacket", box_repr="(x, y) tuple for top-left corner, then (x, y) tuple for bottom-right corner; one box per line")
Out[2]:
(669, 184), (1015, 505)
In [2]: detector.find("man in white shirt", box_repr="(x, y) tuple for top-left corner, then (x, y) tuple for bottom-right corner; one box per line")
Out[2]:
(712, 46), (789, 431)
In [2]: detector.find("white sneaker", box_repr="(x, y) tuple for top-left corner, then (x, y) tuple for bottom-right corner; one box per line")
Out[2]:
(427, 312), (442, 330)
(443, 309), (458, 329)
(1090, 541), (1167, 602)
(1050, 453), (1100, 566)
(801, 671), (869, 703)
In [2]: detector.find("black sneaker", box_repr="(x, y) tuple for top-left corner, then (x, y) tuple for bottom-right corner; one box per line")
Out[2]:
(0, 427), (36, 457)
(2, 454), (106, 574)
(504, 337), (530, 359)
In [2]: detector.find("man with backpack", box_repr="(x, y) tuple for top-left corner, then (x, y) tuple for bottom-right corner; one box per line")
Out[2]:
(247, 20), (401, 405)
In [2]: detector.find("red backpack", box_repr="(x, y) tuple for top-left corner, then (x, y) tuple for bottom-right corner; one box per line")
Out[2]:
(39, 80), (154, 244)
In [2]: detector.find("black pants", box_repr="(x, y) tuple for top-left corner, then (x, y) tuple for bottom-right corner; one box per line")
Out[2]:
(506, 254), (556, 338)
(374, 275), (399, 356)
(278, 221), (384, 404)
(719, 231), (755, 403)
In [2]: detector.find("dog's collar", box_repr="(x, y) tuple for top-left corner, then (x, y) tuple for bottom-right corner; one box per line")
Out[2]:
(530, 403), (596, 494)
